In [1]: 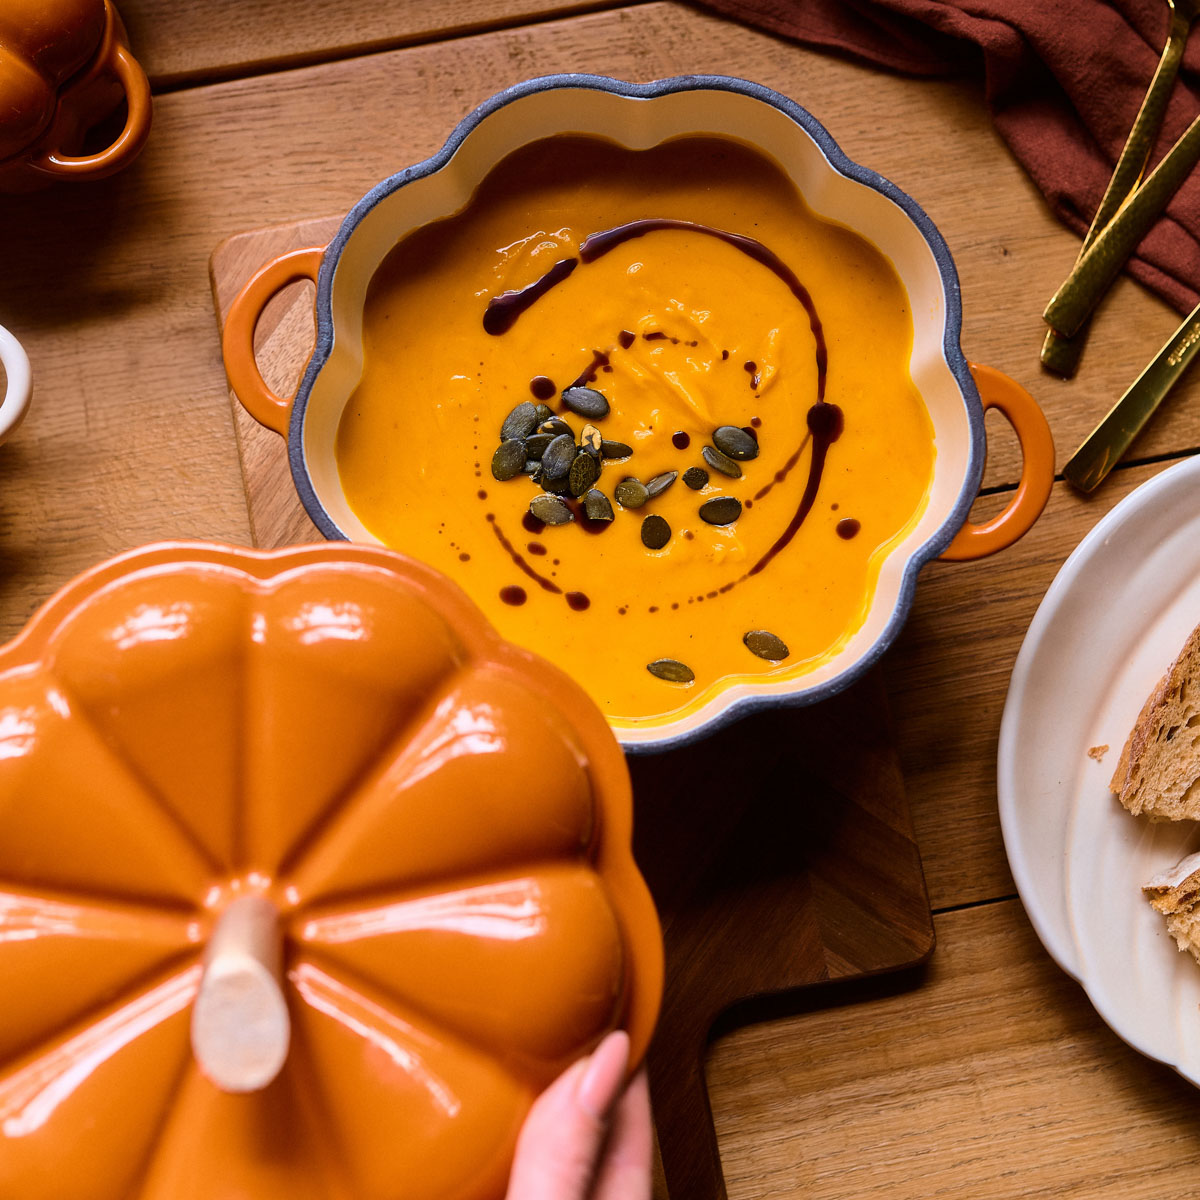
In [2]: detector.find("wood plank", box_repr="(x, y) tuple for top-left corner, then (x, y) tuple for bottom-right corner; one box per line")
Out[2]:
(117, 0), (646, 86)
(884, 459), (1171, 911)
(708, 896), (1200, 1199)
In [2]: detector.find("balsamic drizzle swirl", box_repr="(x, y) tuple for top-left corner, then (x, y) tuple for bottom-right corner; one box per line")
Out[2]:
(579, 220), (826, 403)
(745, 401), (843, 578)
(483, 257), (577, 335)
(482, 218), (842, 603)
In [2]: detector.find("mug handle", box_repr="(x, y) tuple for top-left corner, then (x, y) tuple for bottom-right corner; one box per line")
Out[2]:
(0, 327), (33, 444)
(938, 363), (1055, 562)
(34, 21), (152, 179)
(221, 247), (324, 436)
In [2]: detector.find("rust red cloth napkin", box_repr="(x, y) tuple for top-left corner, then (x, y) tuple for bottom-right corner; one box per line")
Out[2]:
(694, 0), (1200, 314)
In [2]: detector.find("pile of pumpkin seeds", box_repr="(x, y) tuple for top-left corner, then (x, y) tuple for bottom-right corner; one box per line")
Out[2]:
(494, 393), (790, 684)
(492, 390), (631, 528)
(493, 393), (764, 552)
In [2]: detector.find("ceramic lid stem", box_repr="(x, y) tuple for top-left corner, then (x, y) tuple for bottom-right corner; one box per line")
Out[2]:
(190, 894), (290, 1094)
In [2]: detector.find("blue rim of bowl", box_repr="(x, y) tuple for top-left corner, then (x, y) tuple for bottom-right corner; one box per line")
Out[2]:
(286, 73), (983, 754)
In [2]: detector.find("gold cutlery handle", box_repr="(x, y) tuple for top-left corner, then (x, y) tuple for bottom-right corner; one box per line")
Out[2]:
(1080, 9), (1189, 252)
(1044, 111), (1200, 339)
(1064, 298), (1200, 491)
(1042, 6), (1193, 373)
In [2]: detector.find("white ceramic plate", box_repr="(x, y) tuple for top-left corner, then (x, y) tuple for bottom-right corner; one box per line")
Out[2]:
(999, 455), (1200, 1083)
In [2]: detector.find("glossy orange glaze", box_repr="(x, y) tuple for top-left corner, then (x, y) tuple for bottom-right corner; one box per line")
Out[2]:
(0, 0), (104, 159)
(0, 0), (150, 189)
(0, 542), (661, 1200)
(336, 136), (936, 732)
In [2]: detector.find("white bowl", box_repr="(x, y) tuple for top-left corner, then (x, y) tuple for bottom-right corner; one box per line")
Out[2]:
(0, 324), (31, 444)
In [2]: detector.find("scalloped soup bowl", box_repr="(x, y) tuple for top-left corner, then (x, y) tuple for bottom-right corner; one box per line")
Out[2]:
(221, 74), (1054, 752)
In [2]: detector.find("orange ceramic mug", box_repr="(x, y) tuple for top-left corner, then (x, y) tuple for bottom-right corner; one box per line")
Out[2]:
(0, 0), (152, 190)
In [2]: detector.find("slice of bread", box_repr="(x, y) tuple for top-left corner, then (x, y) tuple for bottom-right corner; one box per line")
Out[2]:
(1143, 850), (1200, 966)
(1110, 621), (1200, 820)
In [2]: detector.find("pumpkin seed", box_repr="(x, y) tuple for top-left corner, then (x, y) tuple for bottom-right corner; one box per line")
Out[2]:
(529, 493), (574, 525)
(583, 489), (614, 521)
(580, 423), (603, 457)
(522, 461), (541, 478)
(601, 439), (633, 459)
(562, 386), (610, 419)
(491, 439), (527, 481)
(641, 514), (671, 549)
(645, 470), (678, 499)
(743, 630), (790, 661)
(533, 403), (555, 424)
(523, 432), (554, 460)
(701, 445), (742, 479)
(541, 433), (577, 480)
(569, 452), (600, 497)
(683, 466), (709, 490)
(698, 496), (742, 525)
(542, 473), (574, 496)
(614, 477), (649, 509)
(647, 658), (695, 683)
(500, 401), (539, 441)
(713, 425), (759, 460)
(539, 416), (574, 438)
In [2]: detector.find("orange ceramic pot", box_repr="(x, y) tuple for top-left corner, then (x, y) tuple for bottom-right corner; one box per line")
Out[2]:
(222, 75), (1056, 751)
(0, 541), (662, 1200)
(0, 0), (151, 191)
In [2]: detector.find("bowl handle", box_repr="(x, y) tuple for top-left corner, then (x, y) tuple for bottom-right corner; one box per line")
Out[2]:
(938, 363), (1055, 562)
(221, 247), (324, 437)
(0, 326), (32, 444)
(33, 15), (152, 179)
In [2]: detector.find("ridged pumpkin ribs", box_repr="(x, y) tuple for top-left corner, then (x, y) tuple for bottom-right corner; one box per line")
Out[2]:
(0, 542), (662, 1200)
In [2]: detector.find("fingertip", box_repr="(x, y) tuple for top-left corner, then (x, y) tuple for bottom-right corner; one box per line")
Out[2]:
(576, 1029), (631, 1120)
(505, 1033), (634, 1200)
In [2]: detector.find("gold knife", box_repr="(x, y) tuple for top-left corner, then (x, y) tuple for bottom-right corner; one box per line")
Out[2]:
(1064, 297), (1200, 491)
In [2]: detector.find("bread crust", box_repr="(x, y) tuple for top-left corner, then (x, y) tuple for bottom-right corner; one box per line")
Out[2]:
(1110, 621), (1200, 819)
(1144, 853), (1200, 968)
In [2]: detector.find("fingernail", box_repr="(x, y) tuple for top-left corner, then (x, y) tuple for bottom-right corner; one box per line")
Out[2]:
(576, 1029), (630, 1120)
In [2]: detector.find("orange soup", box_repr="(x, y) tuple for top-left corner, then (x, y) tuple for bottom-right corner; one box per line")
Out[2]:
(335, 135), (935, 731)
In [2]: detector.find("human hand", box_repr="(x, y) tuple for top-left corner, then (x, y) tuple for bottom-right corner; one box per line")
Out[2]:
(505, 1030), (652, 1200)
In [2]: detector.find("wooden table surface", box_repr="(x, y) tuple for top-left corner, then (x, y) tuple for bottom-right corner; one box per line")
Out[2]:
(6, 2), (1200, 1196)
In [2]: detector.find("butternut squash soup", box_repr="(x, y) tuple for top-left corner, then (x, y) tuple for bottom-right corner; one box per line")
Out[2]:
(335, 135), (935, 731)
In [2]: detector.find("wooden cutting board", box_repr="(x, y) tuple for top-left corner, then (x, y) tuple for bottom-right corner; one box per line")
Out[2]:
(210, 220), (936, 1200)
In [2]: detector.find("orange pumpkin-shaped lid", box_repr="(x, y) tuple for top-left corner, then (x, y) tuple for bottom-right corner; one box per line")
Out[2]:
(0, 542), (662, 1200)
(0, 0), (106, 161)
